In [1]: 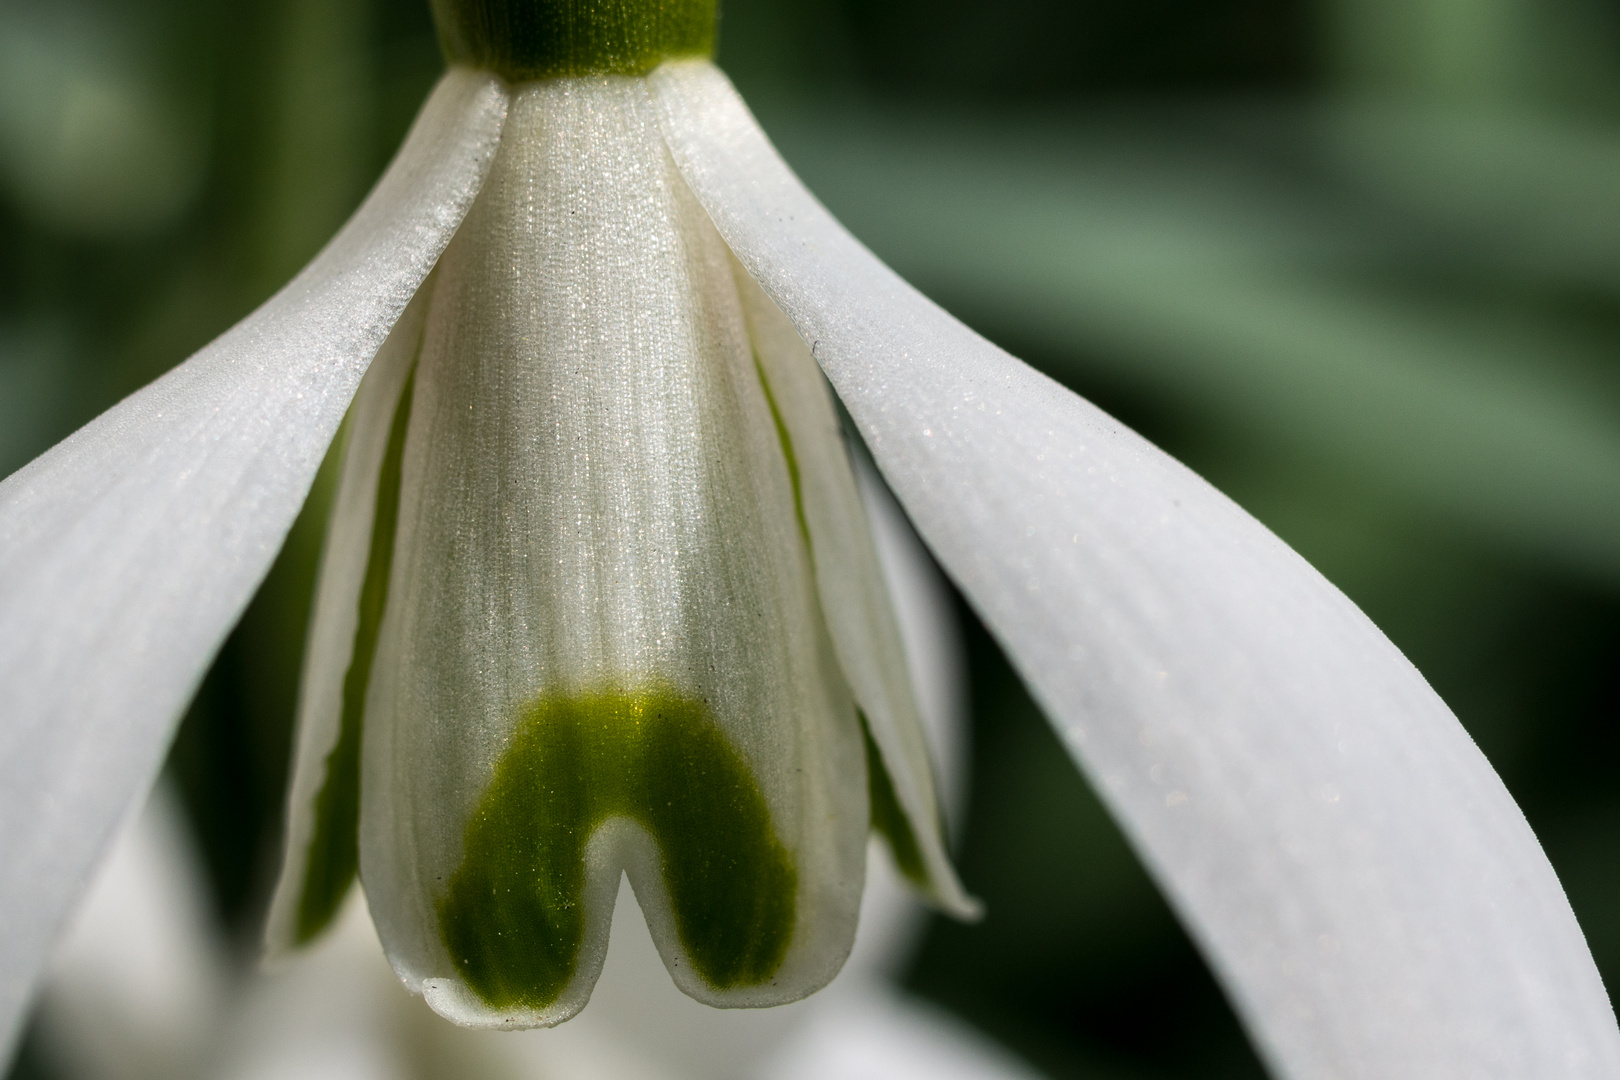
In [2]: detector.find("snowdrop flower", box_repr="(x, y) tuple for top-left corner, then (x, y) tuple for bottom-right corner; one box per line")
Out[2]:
(29, 513), (1011, 1080)
(1, 0), (1617, 1077)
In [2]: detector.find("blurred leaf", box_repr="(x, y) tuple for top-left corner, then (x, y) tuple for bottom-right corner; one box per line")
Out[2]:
(1320, 0), (1620, 110)
(0, 4), (207, 237)
(0, 323), (73, 478)
(1311, 102), (1620, 290)
(763, 101), (1620, 587)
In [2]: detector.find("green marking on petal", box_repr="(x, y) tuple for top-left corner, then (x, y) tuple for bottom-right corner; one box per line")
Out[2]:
(753, 351), (812, 557)
(861, 712), (929, 888)
(438, 689), (797, 1011)
(753, 351), (934, 892)
(430, 0), (717, 81)
(295, 364), (418, 944)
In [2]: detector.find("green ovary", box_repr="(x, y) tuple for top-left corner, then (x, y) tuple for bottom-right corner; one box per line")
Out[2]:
(438, 689), (798, 1011)
(430, 0), (716, 80)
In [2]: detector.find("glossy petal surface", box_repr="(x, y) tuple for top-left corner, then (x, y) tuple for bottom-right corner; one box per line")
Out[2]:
(0, 68), (506, 1058)
(653, 59), (1620, 1080)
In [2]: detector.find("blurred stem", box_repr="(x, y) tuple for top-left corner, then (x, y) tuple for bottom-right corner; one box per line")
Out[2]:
(255, 0), (376, 292)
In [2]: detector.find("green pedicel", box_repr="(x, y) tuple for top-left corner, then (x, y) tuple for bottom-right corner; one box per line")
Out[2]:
(431, 0), (717, 80)
(439, 690), (797, 1011)
(295, 363), (419, 943)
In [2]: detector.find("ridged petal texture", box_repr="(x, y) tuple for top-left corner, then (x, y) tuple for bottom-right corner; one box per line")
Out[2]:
(651, 59), (1620, 1080)
(354, 77), (869, 1028)
(0, 68), (506, 1060)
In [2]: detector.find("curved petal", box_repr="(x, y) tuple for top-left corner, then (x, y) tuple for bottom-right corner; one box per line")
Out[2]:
(361, 78), (864, 1028)
(735, 264), (977, 919)
(651, 60), (1620, 1080)
(852, 450), (971, 829)
(0, 68), (507, 1058)
(476, 462), (975, 1078)
(264, 280), (434, 957)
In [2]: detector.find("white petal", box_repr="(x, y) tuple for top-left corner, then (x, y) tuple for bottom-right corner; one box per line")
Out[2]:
(0, 67), (506, 1059)
(758, 985), (1048, 1080)
(214, 894), (413, 1080)
(735, 265), (977, 919)
(35, 783), (227, 1080)
(265, 282), (433, 956)
(454, 491), (974, 1077)
(359, 77), (866, 1028)
(652, 59), (1620, 1080)
(852, 451), (970, 825)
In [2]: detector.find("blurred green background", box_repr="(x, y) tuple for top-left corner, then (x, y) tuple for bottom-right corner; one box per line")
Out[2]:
(3, 0), (1619, 1077)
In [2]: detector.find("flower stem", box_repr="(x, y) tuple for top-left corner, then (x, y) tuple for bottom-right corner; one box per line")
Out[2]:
(431, 0), (717, 80)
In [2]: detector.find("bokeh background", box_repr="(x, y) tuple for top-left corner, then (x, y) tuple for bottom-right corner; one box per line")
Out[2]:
(3, 0), (1619, 1077)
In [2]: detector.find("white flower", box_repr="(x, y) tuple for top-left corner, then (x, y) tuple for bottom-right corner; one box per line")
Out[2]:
(1, 44), (1617, 1080)
(260, 70), (976, 1029)
(30, 528), (1011, 1080)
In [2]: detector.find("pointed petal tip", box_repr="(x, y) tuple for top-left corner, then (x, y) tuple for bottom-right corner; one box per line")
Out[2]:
(936, 885), (985, 924)
(899, 868), (981, 924)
